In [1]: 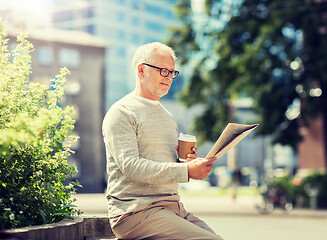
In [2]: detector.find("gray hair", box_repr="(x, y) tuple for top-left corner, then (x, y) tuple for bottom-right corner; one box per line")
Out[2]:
(132, 42), (176, 71)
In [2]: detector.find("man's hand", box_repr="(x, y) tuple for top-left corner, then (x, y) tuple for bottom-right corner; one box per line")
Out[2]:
(175, 145), (198, 161)
(187, 157), (217, 180)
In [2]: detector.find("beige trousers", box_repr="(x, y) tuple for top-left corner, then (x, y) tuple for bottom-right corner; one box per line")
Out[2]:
(110, 201), (224, 240)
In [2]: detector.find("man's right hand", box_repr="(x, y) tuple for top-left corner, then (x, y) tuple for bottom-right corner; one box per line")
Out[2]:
(187, 157), (217, 180)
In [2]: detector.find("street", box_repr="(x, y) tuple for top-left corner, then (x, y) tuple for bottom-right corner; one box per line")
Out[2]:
(75, 194), (327, 240)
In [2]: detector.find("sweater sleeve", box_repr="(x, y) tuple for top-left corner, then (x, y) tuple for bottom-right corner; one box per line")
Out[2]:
(103, 105), (189, 184)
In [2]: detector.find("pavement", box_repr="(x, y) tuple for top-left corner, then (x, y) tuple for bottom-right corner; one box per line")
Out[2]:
(76, 193), (327, 240)
(74, 193), (327, 219)
(181, 194), (327, 219)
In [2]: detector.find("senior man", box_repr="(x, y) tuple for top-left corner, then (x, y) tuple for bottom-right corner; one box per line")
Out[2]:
(102, 42), (224, 240)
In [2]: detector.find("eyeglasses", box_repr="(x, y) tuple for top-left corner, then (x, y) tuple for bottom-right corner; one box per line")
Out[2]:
(142, 63), (179, 79)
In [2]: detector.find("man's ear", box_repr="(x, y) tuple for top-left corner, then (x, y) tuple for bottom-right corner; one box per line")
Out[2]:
(137, 64), (144, 77)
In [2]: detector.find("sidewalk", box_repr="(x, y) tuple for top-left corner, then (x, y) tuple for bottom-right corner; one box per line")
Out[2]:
(75, 193), (327, 219)
(181, 195), (327, 218)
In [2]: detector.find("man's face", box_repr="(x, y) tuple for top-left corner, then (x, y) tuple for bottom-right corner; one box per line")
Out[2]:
(140, 51), (175, 101)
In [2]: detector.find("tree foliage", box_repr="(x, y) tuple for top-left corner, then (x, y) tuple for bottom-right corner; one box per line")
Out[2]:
(0, 20), (81, 229)
(168, 0), (327, 150)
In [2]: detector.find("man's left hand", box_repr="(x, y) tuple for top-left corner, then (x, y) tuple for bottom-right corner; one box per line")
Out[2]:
(175, 146), (198, 161)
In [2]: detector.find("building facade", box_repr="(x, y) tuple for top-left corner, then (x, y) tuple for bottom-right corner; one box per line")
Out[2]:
(51, 0), (181, 110)
(297, 115), (327, 172)
(5, 18), (108, 192)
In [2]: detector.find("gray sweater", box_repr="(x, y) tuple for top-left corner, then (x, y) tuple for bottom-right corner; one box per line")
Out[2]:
(102, 93), (189, 218)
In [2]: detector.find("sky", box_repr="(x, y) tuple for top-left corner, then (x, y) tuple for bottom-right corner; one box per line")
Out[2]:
(0, 0), (52, 18)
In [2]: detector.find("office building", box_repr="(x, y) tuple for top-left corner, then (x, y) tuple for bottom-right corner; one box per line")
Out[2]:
(51, 0), (181, 110)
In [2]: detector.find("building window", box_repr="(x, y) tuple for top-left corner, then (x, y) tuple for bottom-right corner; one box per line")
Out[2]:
(131, 33), (140, 44)
(132, 0), (141, 9)
(58, 48), (81, 68)
(85, 6), (94, 18)
(143, 3), (157, 14)
(86, 24), (95, 34)
(37, 46), (53, 66)
(143, 3), (175, 18)
(131, 16), (139, 26)
(145, 20), (165, 32)
(116, 0), (126, 5)
(117, 12), (126, 22)
(118, 47), (126, 57)
(114, 47), (126, 58)
(117, 30), (126, 40)
(52, 10), (73, 23)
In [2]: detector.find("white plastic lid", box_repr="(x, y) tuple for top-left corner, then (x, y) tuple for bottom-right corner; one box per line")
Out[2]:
(178, 133), (197, 142)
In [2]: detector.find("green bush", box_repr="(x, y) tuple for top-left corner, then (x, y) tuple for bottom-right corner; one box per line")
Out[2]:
(0, 20), (81, 229)
(301, 172), (327, 209)
(268, 172), (327, 209)
(268, 176), (297, 200)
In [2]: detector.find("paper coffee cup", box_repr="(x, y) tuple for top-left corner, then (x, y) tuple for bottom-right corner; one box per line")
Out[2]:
(178, 133), (196, 162)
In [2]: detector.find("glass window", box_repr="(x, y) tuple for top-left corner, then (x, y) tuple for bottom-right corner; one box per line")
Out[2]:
(58, 48), (81, 68)
(132, 0), (140, 9)
(145, 21), (165, 32)
(144, 3), (157, 14)
(116, 0), (126, 5)
(162, 8), (175, 19)
(52, 10), (73, 22)
(143, 3), (175, 19)
(131, 16), (139, 26)
(117, 30), (126, 40)
(131, 34), (140, 44)
(116, 47), (126, 57)
(117, 12), (126, 22)
(85, 6), (94, 18)
(86, 24), (95, 34)
(37, 46), (53, 66)
(111, 47), (126, 58)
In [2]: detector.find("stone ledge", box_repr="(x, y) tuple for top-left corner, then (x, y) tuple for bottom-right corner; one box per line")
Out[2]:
(83, 216), (114, 239)
(4, 217), (84, 240)
(3, 216), (115, 240)
(85, 237), (116, 240)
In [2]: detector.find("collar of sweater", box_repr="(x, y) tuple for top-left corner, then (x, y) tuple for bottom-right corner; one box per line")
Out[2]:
(134, 95), (160, 105)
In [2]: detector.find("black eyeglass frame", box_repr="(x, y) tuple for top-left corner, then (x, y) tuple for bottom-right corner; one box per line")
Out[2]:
(142, 63), (179, 79)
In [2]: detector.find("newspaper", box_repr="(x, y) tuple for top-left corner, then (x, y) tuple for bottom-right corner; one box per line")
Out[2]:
(206, 123), (259, 159)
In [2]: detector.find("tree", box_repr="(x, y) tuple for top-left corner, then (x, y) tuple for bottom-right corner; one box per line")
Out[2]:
(168, 0), (327, 166)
